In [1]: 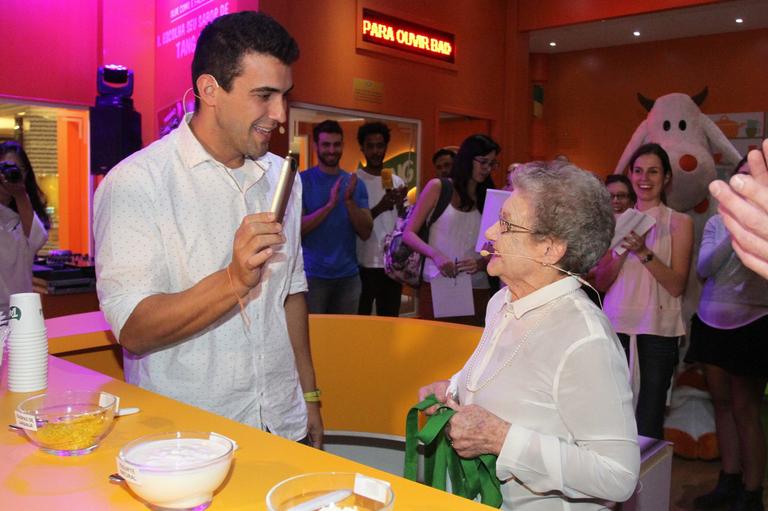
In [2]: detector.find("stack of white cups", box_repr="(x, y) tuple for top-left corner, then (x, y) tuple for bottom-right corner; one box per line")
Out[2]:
(7, 293), (48, 393)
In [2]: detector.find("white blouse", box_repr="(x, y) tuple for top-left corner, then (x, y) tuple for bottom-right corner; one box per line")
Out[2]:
(424, 203), (489, 289)
(0, 204), (48, 315)
(449, 277), (640, 510)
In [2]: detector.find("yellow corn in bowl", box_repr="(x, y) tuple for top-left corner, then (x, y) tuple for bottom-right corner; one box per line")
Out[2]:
(16, 390), (117, 455)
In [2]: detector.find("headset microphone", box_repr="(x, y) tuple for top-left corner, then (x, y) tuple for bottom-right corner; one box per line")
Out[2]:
(480, 249), (602, 308)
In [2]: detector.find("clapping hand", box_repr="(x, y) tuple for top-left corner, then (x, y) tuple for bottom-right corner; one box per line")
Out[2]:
(711, 139), (768, 279)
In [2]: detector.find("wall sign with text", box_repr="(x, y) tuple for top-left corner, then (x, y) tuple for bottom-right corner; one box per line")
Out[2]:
(360, 8), (455, 64)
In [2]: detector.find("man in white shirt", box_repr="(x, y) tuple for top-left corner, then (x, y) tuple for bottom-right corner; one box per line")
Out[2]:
(355, 122), (407, 316)
(93, 11), (323, 447)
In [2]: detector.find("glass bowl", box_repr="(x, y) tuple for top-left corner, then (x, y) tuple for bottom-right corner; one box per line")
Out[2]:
(15, 390), (117, 455)
(266, 472), (394, 511)
(117, 431), (235, 511)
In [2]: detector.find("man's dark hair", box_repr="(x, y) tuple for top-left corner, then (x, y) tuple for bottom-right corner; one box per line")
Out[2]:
(192, 11), (299, 107)
(313, 120), (344, 143)
(432, 148), (456, 165)
(357, 122), (391, 147)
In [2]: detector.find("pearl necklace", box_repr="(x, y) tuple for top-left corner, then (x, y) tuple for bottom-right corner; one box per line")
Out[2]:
(464, 293), (569, 393)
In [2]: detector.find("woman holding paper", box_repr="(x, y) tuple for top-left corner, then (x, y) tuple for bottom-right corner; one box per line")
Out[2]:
(418, 162), (639, 509)
(403, 134), (497, 325)
(595, 142), (694, 440)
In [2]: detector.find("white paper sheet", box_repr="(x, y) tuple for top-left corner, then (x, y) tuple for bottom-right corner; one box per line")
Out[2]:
(611, 209), (656, 254)
(475, 189), (512, 252)
(430, 273), (475, 318)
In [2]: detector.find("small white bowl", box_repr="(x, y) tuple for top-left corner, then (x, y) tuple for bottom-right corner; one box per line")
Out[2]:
(117, 431), (235, 510)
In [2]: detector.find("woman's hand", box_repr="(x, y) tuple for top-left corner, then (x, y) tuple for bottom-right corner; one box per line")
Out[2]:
(620, 230), (648, 256)
(418, 380), (451, 415)
(445, 397), (510, 458)
(432, 252), (458, 277)
(457, 257), (481, 274)
(0, 173), (28, 200)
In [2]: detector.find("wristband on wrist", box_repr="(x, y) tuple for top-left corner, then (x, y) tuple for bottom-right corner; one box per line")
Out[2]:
(303, 389), (322, 402)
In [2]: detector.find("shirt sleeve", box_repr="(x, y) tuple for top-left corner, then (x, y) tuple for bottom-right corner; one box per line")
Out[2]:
(27, 212), (48, 253)
(288, 173), (308, 294)
(93, 165), (170, 340)
(496, 336), (640, 503)
(697, 215), (732, 279)
(355, 177), (369, 209)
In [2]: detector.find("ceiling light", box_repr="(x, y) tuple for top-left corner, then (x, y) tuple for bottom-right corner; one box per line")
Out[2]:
(735, 18), (744, 23)
(549, 41), (557, 47)
(633, 31), (641, 37)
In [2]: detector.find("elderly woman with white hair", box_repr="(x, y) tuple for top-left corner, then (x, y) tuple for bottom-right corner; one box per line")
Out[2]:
(419, 161), (640, 510)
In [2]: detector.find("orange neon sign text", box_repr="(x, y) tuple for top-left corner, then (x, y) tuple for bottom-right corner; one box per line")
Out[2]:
(361, 9), (455, 63)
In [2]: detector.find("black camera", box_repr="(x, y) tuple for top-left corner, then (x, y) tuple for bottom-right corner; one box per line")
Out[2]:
(0, 161), (23, 183)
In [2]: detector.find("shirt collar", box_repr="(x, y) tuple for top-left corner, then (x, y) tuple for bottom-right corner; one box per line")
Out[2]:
(177, 113), (269, 181)
(504, 276), (581, 319)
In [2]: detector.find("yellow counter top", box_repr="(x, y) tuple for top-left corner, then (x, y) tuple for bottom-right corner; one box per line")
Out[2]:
(1, 357), (488, 510)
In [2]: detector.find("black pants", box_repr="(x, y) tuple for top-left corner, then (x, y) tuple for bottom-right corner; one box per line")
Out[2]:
(618, 333), (679, 440)
(357, 267), (402, 317)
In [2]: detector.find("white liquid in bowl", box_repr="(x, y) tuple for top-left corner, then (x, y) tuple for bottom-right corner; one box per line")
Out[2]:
(119, 436), (233, 510)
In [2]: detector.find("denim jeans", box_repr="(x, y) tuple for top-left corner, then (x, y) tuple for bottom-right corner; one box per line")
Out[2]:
(618, 333), (680, 440)
(306, 275), (362, 314)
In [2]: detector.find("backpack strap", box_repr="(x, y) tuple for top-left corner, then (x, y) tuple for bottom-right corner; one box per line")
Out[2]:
(419, 177), (453, 242)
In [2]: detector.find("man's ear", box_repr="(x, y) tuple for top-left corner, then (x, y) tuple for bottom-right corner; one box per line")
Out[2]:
(195, 74), (219, 106)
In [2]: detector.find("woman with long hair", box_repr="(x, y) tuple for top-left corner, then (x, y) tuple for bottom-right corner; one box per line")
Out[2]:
(595, 142), (694, 440)
(0, 141), (50, 315)
(403, 134), (498, 325)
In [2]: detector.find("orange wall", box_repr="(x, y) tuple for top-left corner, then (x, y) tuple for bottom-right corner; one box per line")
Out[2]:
(518, 0), (720, 31)
(544, 28), (768, 176)
(261, 0), (524, 187)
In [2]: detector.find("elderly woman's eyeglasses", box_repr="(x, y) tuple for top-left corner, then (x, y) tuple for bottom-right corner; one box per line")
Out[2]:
(498, 216), (537, 235)
(473, 157), (500, 169)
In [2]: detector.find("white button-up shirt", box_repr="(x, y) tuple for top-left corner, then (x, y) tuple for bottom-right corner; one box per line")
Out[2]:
(94, 115), (309, 439)
(450, 277), (640, 510)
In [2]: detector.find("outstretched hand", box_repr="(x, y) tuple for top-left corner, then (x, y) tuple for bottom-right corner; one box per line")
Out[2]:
(711, 138), (768, 279)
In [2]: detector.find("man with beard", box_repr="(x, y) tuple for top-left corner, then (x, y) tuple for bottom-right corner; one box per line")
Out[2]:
(94, 12), (323, 448)
(356, 122), (407, 316)
(300, 120), (372, 313)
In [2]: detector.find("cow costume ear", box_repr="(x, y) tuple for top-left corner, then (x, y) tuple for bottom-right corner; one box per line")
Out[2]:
(637, 92), (655, 112)
(691, 86), (708, 106)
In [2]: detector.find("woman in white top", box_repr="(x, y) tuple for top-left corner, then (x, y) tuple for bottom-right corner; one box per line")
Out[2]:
(0, 141), (50, 316)
(419, 162), (639, 510)
(595, 143), (694, 440)
(404, 134), (497, 325)
(686, 156), (768, 511)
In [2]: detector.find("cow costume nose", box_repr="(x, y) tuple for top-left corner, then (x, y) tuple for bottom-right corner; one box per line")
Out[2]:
(679, 154), (698, 172)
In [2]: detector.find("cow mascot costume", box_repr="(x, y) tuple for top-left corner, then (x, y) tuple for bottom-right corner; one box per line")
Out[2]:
(615, 87), (741, 460)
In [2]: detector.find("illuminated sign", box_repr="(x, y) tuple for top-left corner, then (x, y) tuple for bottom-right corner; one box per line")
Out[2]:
(361, 8), (455, 63)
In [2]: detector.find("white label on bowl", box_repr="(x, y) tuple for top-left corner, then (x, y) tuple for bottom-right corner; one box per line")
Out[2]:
(14, 410), (37, 431)
(117, 458), (140, 485)
(100, 391), (120, 412)
(353, 473), (390, 504)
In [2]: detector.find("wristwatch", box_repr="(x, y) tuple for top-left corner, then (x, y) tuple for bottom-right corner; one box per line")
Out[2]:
(640, 251), (654, 264)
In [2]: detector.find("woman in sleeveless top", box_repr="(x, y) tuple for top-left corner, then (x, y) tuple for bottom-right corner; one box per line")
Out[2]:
(403, 134), (498, 326)
(595, 143), (694, 440)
